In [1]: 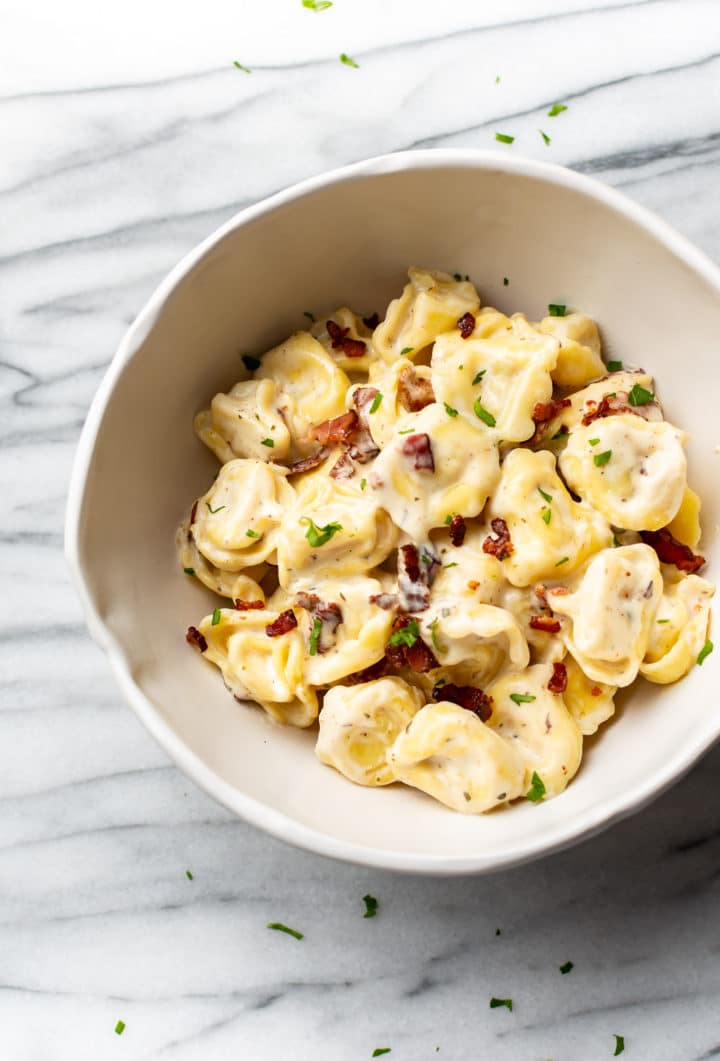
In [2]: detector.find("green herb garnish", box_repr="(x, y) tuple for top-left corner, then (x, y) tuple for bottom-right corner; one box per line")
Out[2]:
(503, 277), (509, 285)
(444, 402), (459, 418)
(303, 310), (316, 321)
(261, 437), (274, 447)
(555, 556), (569, 566)
(340, 52), (359, 68)
(233, 61), (251, 73)
(697, 639), (714, 665)
(495, 132), (514, 144)
(369, 392), (383, 414)
(246, 528), (260, 539)
(186, 870), (193, 880)
(510, 692), (536, 704)
(363, 894), (378, 918)
(115, 1021), (125, 1036)
(212, 608), (221, 626)
(400, 346), (414, 356)
(593, 450), (612, 467)
(444, 514), (453, 525)
(550, 430), (567, 440)
(453, 273), (462, 281)
(606, 359), (622, 371)
(540, 130), (551, 145)
(242, 353), (261, 371)
(628, 383), (655, 406)
(267, 922), (304, 940)
(548, 103), (568, 116)
(183, 567), (195, 576)
(372, 1050), (391, 1058)
(526, 771), (546, 802)
(303, 518), (343, 547)
(548, 303), (566, 316)
(614, 1035), (625, 1056)
(542, 508), (552, 525)
(302, 0), (333, 9)
(490, 997), (513, 1011)
(473, 399), (496, 427)
(657, 618), (671, 624)
(360, 478), (367, 490)
(538, 486), (553, 503)
(308, 617), (323, 657)
(589, 437), (600, 446)
(388, 619), (420, 648)
(559, 961), (574, 974)
(472, 370), (486, 385)
(429, 618), (446, 654)
(398, 428), (414, 434)
(206, 502), (225, 514)
(444, 562), (458, 568)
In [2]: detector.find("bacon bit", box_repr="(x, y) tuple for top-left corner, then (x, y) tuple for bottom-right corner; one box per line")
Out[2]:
(329, 452), (355, 480)
(397, 363), (435, 412)
(387, 615), (439, 673)
(547, 661), (568, 694)
(400, 432), (435, 472)
(353, 386), (379, 415)
(582, 392), (635, 426)
(369, 592), (399, 611)
(345, 655), (392, 684)
(290, 450), (328, 474)
(309, 410), (358, 445)
(482, 518), (514, 561)
(397, 544), (439, 613)
(295, 592), (342, 653)
(457, 311), (476, 339)
(265, 609), (298, 637)
(548, 585), (571, 596)
(326, 319), (367, 358)
(448, 514), (466, 547)
(530, 398), (571, 445)
(534, 584), (548, 603)
(590, 685), (602, 697)
(186, 626), (208, 652)
(530, 615), (561, 634)
(467, 580), (480, 591)
(234, 599), (265, 611)
(362, 312), (380, 330)
(432, 682), (493, 722)
(190, 500), (198, 524)
(348, 387), (381, 463)
(641, 528), (705, 574)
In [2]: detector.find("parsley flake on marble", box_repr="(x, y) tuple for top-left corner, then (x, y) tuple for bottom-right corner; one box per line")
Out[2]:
(233, 61), (251, 73)
(489, 997), (513, 1011)
(548, 303), (566, 317)
(495, 132), (515, 144)
(363, 894), (378, 918)
(267, 922), (304, 940)
(547, 103), (568, 116)
(607, 359), (623, 372)
(540, 130), (551, 145)
(613, 1034), (625, 1056)
(302, 0), (333, 9)
(559, 961), (574, 974)
(114, 1020), (125, 1036)
(340, 52), (359, 68)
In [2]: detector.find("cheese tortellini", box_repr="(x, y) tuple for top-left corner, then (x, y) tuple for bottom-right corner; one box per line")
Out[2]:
(179, 266), (713, 816)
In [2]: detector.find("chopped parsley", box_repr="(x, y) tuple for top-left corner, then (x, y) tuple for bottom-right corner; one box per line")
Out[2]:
(589, 437), (600, 446)
(308, 617), (322, 656)
(559, 961), (574, 975)
(211, 608), (221, 626)
(453, 273), (463, 281)
(186, 869), (193, 880)
(400, 346), (414, 356)
(398, 428), (414, 434)
(304, 310), (316, 321)
(183, 567), (195, 576)
(607, 359), (622, 371)
(538, 486), (553, 503)
(548, 303), (566, 316)
(526, 771), (546, 802)
(657, 618), (671, 624)
(555, 556), (569, 566)
(302, 0), (332, 9)
(444, 514), (453, 525)
(242, 353), (261, 371)
(628, 383), (655, 406)
(473, 399), (496, 427)
(547, 103), (568, 116)
(233, 61), (251, 73)
(542, 508), (552, 525)
(388, 619), (420, 648)
(372, 1051), (391, 1058)
(303, 518), (343, 547)
(472, 370), (486, 385)
(503, 277), (509, 285)
(495, 928), (501, 936)
(614, 1035), (625, 1056)
(429, 618), (447, 654)
(340, 52), (359, 68)
(205, 502), (225, 514)
(267, 922), (304, 940)
(444, 561), (458, 568)
(261, 437), (274, 447)
(246, 528), (260, 539)
(363, 894), (378, 918)
(495, 132), (515, 144)
(114, 1020), (125, 1036)
(489, 997), (513, 1011)
(550, 430), (567, 440)
(360, 478), (367, 490)
(697, 639), (714, 665)
(369, 392), (383, 414)
(444, 402), (459, 418)
(593, 449), (612, 467)
(540, 129), (551, 145)
(510, 692), (536, 704)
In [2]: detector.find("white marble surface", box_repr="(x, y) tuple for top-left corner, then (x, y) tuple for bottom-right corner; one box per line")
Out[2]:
(3, 1), (720, 1057)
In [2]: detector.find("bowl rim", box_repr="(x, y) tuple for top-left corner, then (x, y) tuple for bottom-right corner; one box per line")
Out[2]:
(65, 147), (720, 875)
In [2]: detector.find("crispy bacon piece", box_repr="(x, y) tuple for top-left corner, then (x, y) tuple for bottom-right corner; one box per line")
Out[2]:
(265, 609), (298, 637)
(457, 311), (476, 339)
(362, 312), (380, 330)
(348, 387), (381, 463)
(640, 529), (705, 574)
(590, 685), (602, 697)
(397, 364), (435, 412)
(398, 543), (439, 613)
(309, 410), (358, 445)
(387, 615), (439, 673)
(295, 592), (342, 653)
(432, 682), (493, 722)
(345, 655), (392, 684)
(400, 432), (435, 472)
(329, 452), (355, 480)
(482, 518), (514, 561)
(448, 514), (466, 547)
(547, 661), (568, 694)
(234, 599), (265, 611)
(582, 392), (634, 426)
(186, 626), (208, 652)
(369, 592), (399, 611)
(529, 615), (561, 634)
(530, 398), (572, 446)
(290, 450), (328, 474)
(326, 319), (367, 358)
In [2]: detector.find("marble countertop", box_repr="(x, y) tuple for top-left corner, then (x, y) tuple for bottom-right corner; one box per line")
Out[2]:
(3, 1), (720, 1057)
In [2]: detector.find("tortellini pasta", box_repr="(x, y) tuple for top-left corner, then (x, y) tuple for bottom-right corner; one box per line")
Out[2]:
(179, 267), (713, 817)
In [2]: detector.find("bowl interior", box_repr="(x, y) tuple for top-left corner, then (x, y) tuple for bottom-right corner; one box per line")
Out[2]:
(71, 156), (720, 870)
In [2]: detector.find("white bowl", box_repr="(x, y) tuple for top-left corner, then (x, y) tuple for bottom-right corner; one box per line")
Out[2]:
(66, 149), (720, 875)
